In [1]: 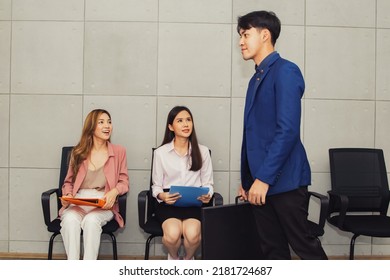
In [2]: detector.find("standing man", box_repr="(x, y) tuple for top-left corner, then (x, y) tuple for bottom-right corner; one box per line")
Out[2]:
(237, 10), (327, 260)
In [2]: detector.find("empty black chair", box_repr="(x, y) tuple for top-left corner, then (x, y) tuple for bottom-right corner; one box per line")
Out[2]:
(327, 148), (390, 259)
(138, 148), (223, 260)
(41, 146), (127, 259)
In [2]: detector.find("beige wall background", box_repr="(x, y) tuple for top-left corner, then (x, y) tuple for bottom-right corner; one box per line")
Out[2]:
(0, 0), (390, 258)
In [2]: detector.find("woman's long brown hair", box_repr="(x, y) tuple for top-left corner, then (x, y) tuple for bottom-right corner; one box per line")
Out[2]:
(70, 109), (111, 181)
(161, 106), (202, 171)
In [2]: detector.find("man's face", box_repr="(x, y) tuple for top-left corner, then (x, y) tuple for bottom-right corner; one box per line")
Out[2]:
(239, 27), (266, 65)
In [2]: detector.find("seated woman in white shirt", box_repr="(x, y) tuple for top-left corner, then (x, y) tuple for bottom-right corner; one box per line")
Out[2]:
(152, 106), (214, 260)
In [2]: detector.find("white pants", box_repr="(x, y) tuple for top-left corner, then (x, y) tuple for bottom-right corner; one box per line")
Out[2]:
(60, 189), (114, 260)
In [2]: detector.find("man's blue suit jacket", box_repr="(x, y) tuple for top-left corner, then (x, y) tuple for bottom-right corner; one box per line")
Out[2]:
(241, 52), (311, 196)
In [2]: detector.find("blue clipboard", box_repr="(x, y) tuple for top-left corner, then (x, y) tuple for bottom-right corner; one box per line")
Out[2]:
(169, 186), (209, 207)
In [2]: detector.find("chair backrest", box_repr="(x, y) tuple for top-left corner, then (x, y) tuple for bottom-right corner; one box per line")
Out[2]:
(329, 148), (390, 214)
(59, 146), (74, 189)
(146, 148), (159, 219)
(54, 146), (74, 212)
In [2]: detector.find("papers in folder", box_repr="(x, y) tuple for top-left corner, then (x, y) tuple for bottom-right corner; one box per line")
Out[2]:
(169, 186), (209, 207)
(61, 197), (105, 208)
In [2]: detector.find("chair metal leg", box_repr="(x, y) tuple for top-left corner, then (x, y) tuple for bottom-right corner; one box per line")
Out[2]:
(106, 233), (118, 260)
(145, 235), (156, 260)
(50, 232), (118, 260)
(350, 234), (359, 260)
(48, 232), (60, 260)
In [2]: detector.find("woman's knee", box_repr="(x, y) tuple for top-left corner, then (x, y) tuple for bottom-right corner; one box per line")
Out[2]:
(163, 228), (182, 244)
(81, 214), (105, 232)
(81, 210), (113, 229)
(184, 232), (201, 245)
(183, 225), (201, 246)
(61, 211), (82, 228)
(162, 221), (182, 244)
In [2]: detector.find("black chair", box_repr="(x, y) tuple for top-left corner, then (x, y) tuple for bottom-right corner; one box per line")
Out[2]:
(327, 148), (390, 260)
(138, 148), (223, 260)
(41, 146), (127, 260)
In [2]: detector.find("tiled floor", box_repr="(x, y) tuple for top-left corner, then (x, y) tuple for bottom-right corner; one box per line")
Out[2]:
(0, 252), (389, 260)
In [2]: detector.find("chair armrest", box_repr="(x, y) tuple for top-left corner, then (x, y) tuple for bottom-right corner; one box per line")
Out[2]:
(41, 188), (60, 226)
(327, 190), (349, 228)
(308, 191), (329, 230)
(213, 192), (223, 206)
(138, 190), (149, 228)
(118, 193), (127, 224)
(381, 190), (390, 215)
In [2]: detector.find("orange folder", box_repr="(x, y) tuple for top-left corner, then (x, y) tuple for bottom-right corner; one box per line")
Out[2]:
(61, 197), (105, 208)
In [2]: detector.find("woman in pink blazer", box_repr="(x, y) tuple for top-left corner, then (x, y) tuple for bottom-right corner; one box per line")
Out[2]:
(60, 109), (129, 260)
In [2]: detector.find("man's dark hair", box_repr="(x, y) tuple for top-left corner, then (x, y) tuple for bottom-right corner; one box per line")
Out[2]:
(237, 11), (281, 45)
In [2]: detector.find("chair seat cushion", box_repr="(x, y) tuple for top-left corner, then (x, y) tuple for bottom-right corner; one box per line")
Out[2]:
(47, 218), (61, 233)
(142, 217), (163, 236)
(102, 220), (119, 233)
(47, 217), (119, 234)
(329, 215), (390, 237)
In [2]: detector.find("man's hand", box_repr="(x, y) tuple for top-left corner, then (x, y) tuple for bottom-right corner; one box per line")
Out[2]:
(248, 179), (269, 206)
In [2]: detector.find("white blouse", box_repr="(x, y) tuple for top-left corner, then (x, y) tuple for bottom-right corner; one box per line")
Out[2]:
(151, 140), (214, 202)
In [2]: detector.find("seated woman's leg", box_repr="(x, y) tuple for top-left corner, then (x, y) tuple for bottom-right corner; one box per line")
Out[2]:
(81, 208), (114, 260)
(162, 218), (183, 259)
(182, 218), (201, 260)
(60, 206), (85, 260)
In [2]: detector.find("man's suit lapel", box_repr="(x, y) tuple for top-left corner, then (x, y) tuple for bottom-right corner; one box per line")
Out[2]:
(244, 52), (280, 122)
(245, 66), (270, 121)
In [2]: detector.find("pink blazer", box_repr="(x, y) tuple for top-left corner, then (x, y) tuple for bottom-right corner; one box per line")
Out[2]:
(60, 142), (129, 227)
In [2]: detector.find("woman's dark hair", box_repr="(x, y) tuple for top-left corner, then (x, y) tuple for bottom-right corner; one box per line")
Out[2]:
(237, 10), (281, 46)
(161, 106), (202, 171)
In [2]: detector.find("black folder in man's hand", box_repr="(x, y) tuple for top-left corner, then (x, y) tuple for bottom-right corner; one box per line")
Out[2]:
(201, 201), (264, 260)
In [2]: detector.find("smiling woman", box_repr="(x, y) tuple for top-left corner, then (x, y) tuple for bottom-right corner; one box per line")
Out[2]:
(59, 109), (129, 260)
(151, 106), (214, 260)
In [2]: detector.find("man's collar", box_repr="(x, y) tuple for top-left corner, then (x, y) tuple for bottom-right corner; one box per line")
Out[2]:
(255, 51), (279, 72)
